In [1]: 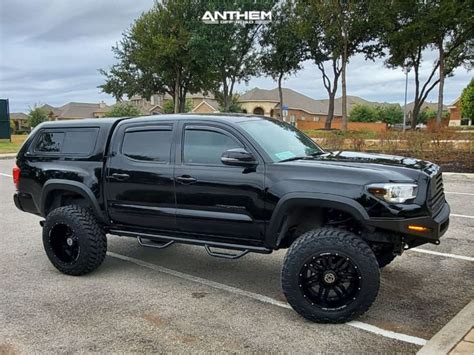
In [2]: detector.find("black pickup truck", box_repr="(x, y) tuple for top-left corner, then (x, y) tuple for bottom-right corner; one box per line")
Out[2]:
(13, 114), (450, 323)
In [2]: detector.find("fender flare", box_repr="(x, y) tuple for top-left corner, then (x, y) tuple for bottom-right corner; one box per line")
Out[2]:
(41, 179), (106, 222)
(265, 192), (370, 248)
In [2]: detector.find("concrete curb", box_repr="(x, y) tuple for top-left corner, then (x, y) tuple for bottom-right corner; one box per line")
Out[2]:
(443, 172), (474, 179)
(417, 300), (474, 355)
(0, 153), (16, 160)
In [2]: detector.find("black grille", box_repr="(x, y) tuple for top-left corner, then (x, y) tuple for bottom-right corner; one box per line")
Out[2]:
(428, 173), (445, 215)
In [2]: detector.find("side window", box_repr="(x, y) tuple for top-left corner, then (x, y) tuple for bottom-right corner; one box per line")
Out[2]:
(122, 129), (172, 162)
(34, 129), (99, 154)
(35, 132), (64, 152)
(62, 130), (99, 154)
(183, 128), (243, 165)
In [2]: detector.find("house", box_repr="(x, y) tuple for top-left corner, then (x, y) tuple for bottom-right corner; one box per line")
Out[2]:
(10, 112), (29, 133)
(238, 87), (397, 123)
(125, 92), (219, 114)
(403, 101), (448, 124)
(43, 102), (109, 120)
(448, 97), (471, 126)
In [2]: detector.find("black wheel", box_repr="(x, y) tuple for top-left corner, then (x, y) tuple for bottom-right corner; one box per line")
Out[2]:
(371, 243), (397, 268)
(281, 227), (379, 323)
(42, 205), (107, 276)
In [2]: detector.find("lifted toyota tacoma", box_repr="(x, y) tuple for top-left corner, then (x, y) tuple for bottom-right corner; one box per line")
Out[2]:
(13, 114), (450, 323)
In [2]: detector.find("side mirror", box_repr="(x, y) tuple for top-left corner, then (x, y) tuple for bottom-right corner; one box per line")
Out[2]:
(221, 148), (257, 167)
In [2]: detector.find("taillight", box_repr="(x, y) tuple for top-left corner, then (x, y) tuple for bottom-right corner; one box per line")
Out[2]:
(13, 164), (20, 190)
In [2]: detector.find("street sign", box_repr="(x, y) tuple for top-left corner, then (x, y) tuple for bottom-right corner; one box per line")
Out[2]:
(0, 99), (11, 140)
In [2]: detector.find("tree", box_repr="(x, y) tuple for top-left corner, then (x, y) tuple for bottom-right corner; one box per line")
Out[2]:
(349, 104), (378, 122)
(200, 0), (275, 112)
(215, 93), (243, 113)
(28, 106), (48, 128)
(104, 103), (142, 117)
(162, 99), (193, 114)
(99, 0), (213, 113)
(460, 79), (474, 120)
(430, 1), (474, 124)
(260, 1), (304, 118)
(298, 0), (383, 129)
(375, 105), (403, 125)
(382, 0), (473, 129)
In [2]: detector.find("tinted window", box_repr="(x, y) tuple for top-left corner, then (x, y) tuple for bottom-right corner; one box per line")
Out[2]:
(34, 129), (99, 154)
(35, 132), (64, 152)
(183, 129), (242, 165)
(62, 130), (99, 154)
(122, 129), (172, 162)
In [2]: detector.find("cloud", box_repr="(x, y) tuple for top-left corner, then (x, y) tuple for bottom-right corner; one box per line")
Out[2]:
(0, 0), (472, 113)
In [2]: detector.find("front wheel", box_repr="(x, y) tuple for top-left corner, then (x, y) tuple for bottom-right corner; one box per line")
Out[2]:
(281, 228), (380, 323)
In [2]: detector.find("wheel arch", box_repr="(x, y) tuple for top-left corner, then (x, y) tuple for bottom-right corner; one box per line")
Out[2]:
(41, 179), (106, 223)
(265, 192), (370, 249)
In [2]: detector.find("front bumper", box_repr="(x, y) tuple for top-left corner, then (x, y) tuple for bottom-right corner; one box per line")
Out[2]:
(366, 202), (450, 243)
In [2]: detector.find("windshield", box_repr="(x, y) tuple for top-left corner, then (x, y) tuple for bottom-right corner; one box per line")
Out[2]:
(238, 119), (324, 162)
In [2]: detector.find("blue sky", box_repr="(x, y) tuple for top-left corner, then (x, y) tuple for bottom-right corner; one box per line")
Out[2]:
(0, 0), (472, 113)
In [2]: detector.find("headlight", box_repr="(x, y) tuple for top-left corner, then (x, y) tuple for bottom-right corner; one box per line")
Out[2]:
(366, 183), (418, 203)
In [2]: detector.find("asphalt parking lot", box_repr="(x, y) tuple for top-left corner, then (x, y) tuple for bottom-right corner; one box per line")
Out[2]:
(0, 158), (473, 353)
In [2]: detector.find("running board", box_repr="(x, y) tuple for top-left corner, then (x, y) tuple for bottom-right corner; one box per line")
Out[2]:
(109, 228), (271, 258)
(137, 237), (174, 249)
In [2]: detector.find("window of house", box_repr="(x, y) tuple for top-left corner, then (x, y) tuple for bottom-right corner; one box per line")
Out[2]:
(122, 129), (172, 162)
(183, 128), (242, 165)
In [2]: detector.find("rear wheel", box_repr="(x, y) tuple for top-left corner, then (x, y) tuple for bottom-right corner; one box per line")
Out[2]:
(281, 227), (379, 323)
(42, 205), (107, 276)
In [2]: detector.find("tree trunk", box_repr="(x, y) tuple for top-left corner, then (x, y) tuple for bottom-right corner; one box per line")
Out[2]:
(174, 70), (180, 114)
(436, 43), (445, 126)
(325, 93), (336, 129)
(222, 78), (229, 112)
(278, 73), (284, 120)
(412, 100), (421, 130)
(341, 51), (348, 131)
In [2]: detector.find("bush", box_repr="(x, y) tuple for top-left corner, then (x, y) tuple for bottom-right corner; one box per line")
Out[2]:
(105, 103), (142, 117)
(350, 104), (378, 122)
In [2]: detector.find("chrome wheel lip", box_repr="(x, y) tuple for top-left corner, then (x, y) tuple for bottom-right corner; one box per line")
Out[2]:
(298, 252), (362, 311)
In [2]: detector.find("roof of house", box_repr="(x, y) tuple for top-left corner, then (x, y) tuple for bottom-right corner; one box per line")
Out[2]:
(192, 99), (219, 113)
(403, 101), (448, 113)
(10, 112), (28, 120)
(40, 102), (109, 119)
(239, 88), (399, 116)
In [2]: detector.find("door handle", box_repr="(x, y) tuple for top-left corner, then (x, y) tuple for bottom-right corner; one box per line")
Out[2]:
(109, 173), (130, 181)
(175, 175), (197, 184)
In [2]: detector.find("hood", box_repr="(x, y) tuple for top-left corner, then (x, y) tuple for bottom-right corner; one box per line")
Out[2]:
(280, 151), (438, 182)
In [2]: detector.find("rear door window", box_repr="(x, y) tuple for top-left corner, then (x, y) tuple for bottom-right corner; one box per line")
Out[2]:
(121, 128), (173, 162)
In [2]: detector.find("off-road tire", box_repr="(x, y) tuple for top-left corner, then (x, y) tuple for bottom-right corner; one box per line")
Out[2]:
(42, 205), (107, 276)
(281, 227), (380, 323)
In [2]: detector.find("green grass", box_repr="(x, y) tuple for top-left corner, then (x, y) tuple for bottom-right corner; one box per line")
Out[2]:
(0, 135), (27, 154)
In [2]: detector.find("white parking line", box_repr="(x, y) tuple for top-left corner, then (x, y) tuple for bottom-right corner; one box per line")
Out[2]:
(410, 248), (474, 262)
(107, 251), (427, 346)
(451, 213), (474, 219)
(445, 192), (474, 196)
(0, 172), (12, 177)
